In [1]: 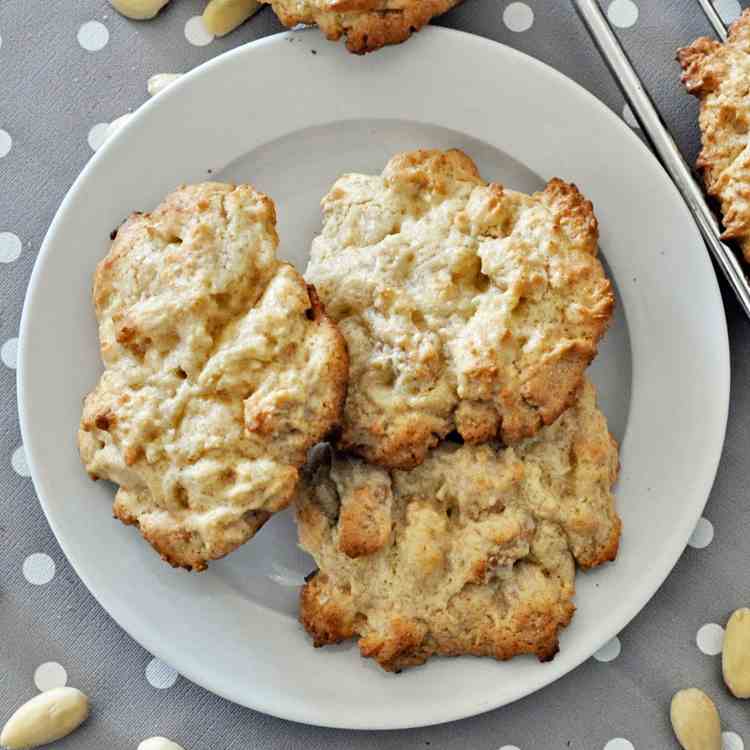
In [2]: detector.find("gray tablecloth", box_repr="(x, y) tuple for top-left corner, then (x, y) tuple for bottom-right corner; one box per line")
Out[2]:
(2, 1), (749, 747)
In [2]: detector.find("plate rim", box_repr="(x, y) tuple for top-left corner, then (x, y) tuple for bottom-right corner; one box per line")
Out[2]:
(17, 26), (730, 730)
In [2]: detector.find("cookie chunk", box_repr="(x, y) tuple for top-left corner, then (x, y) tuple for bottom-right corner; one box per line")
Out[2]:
(79, 183), (348, 571)
(263, 0), (460, 53)
(296, 380), (620, 672)
(306, 150), (614, 469)
(679, 10), (750, 262)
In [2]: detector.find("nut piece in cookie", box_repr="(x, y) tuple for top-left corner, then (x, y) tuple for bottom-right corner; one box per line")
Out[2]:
(306, 149), (614, 469)
(262, 0), (461, 53)
(78, 183), (348, 571)
(678, 10), (750, 262)
(296, 379), (620, 672)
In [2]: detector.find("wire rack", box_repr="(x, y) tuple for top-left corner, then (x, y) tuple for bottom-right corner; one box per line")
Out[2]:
(574, 0), (750, 319)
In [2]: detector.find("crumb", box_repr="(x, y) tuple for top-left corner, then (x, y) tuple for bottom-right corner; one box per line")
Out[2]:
(207, 168), (213, 174)
(110, 228), (118, 241)
(311, 49), (317, 54)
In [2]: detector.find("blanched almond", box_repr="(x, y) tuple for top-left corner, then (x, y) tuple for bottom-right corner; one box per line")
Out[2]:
(0, 687), (89, 750)
(109, 0), (170, 20)
(202, 0), (261, 36)
(723, 607), (750, 698)
(670, 688), (720, 750)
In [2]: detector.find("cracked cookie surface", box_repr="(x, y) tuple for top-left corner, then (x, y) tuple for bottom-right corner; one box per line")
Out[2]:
(305, 149), (614, 469)
(78, 183), (348, 570)
(262, 0), (461, 53)
(296, 380), (620, 671)
(679, 9), (750, 262)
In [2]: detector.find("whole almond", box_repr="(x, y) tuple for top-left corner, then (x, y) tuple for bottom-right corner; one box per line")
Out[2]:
(138, 737), (186, 750)
(202, 0), (261, 36)
(109, 0), (170, 20)
(723, 607), (750, 698)
(0, 687), (89, 750)
(670, 688), (720, 750)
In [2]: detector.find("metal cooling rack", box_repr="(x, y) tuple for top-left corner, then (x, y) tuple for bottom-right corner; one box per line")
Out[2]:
(574, 0), (750, 319)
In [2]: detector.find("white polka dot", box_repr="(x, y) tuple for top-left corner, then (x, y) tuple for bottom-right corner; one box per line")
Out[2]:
(593, 636), (622, 662)
(502, 2), (534, 32)
(697, 622), (725, 655)
(607, 0), (638, 28)
(87, 122), (110, 152)
(2, 337), (18, 369)
(0, 232), (22, 263)
(622, 103), (639, 129)
(0, 129), (11, 158)
(23, 553), (56, 585)
(12, 445), (30, 477)
(184, 16), (214, 46)
(499, 746), (521, 750)
(604, 740), (634, 750)
(146, 657), (178, 689)
(714, 0), (742, 25)
(77, 21), (109, 51)
(689, 517), (714, 549)
(723, 732), (744, 750)
(34, 662), (67, 691)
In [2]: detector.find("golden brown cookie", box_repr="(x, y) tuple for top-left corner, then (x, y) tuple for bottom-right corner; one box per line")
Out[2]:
(296, 380), (620, 672)
(263, 0), (461, 53)
(306, 149), (614, 469)
(679, 10), (750, 262)
(79, 183), (348, 571)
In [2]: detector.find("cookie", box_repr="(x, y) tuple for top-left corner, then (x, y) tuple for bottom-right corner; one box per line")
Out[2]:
(78, 183), (348, 571)
(296, 379), (620, 671)
(306, 149), (614, 469)
(263, 0), (460, 53)
(679, 10), (750, 262)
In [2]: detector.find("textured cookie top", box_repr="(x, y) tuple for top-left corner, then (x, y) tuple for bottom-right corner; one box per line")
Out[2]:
(296, 380), (620, 671)
(306, 150), (614, 469)
(78, 183), (348, 570)
(679, 10), (750, 261)
(263, 0), (460, 53)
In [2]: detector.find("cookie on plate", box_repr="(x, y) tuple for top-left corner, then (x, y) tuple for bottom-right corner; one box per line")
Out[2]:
(296, 379), (620, 671)
(263, 0), (460, 54)
(78, 183), (348, 571)
(679, 10), (750, 262)
(306, 149), (614, 469)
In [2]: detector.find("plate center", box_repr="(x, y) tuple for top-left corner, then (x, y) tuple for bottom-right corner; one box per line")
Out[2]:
(215, 118), (632, 617)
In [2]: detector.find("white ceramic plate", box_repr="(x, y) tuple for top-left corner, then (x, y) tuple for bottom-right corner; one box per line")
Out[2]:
(18, 28), (729, 730)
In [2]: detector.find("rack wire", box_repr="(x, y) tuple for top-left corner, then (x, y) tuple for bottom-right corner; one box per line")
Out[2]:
(696, 0), (729, 40)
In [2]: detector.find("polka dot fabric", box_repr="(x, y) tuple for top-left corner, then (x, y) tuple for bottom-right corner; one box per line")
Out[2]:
(22, 553), (56, 585)
(145, 658), (179, 690)
(34, 662), (68, 691)
(0, 2), (749, 749)
(77, 21), (109, 52)
(503, 3), (534, 32)
(697, 623), (725, 656)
